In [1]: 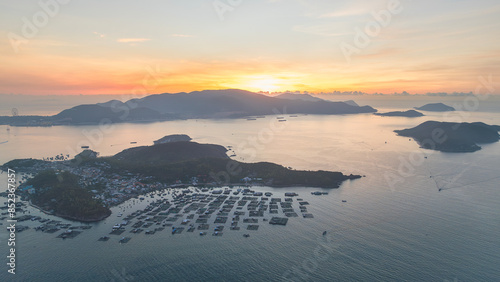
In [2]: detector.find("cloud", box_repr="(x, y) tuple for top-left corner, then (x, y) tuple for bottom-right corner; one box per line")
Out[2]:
(93, 32), (106, 38)
(116, 38), (151, 43)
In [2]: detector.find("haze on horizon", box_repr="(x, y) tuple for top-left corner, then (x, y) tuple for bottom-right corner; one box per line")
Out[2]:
(1, 0), (499, 96)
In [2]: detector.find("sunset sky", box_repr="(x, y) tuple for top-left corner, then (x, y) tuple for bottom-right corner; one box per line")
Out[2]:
(1, 0), (499, 95)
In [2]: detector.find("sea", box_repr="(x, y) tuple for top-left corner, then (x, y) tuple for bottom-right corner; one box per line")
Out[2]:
(0, 95), (499, 281)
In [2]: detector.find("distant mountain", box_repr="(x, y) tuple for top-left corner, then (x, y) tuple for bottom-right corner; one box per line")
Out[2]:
(415, 103), (455, 112)
(0, 89), (377, 126)
(374, 110), (424, 117)
(275, 93), (360, 107)
(54, 104), (170, 124)
(108, 89), (376, 118)
(342, 100), (359, 107)
(395, 121), (500, 152)
(275, 93), (325, 102)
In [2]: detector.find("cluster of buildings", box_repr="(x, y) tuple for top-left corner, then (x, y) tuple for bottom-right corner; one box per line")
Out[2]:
(15, 160), (170, 207)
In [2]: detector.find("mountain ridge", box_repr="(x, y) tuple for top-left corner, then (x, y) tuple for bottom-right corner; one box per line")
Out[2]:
(0, 89), (377, 126)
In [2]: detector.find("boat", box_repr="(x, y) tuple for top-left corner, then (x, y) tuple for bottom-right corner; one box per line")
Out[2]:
(81, 145), (89, 149)
(199, 232), (207, 236)
(342, 200), (347, 203)
(130, 142), (137, 144)
(243, 234), (250, 238)
(323, 231), (327, 236)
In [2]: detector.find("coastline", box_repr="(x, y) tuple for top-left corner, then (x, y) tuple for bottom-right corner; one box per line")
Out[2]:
(28, 200), (111, 223)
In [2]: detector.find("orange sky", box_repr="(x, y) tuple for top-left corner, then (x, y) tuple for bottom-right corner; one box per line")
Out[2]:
(1, 1), (499, 95)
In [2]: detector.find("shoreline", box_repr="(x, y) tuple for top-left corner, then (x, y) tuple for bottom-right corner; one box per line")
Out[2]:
(28, 200), (111, 223)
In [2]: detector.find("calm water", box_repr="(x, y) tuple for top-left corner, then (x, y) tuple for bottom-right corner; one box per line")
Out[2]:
(1, 100), (500, 281)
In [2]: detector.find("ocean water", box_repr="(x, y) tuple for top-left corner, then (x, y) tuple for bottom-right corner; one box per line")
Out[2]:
(0, 99), (500, 281)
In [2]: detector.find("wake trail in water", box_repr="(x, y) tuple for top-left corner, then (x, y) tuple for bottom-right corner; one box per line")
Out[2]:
(426, 158), (500, 191)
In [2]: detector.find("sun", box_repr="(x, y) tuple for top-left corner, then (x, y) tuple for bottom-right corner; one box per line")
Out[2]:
(245, 76), (282, 92)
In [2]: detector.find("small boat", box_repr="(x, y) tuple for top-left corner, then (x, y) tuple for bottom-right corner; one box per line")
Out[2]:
(342, 200), (347, 203)
(130, 142), (137, 144)
(199, 232), (207, 236)
(323, 231), (327, 236)
(243, 234), (250, 238)
(81, 145), (90, 149)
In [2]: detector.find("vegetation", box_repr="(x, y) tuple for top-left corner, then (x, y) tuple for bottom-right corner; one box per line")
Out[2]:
(1, 158), (47, 170)
(24, 170), (111, 222)
(100, 156), (359, 188)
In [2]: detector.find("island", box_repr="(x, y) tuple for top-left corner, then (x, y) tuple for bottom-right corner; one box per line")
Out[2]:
(394, 121), (500, 152)
(154, 134), (192, 145)
(22, 170), (111, 222)
(374, 110), (424, 117)
(414, 103), (455, 112)
(0, 89), (377, 126)
(3, 137), (361, 222)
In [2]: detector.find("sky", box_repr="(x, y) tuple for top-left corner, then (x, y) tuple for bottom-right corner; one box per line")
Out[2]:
(0, 0), (499, 95)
